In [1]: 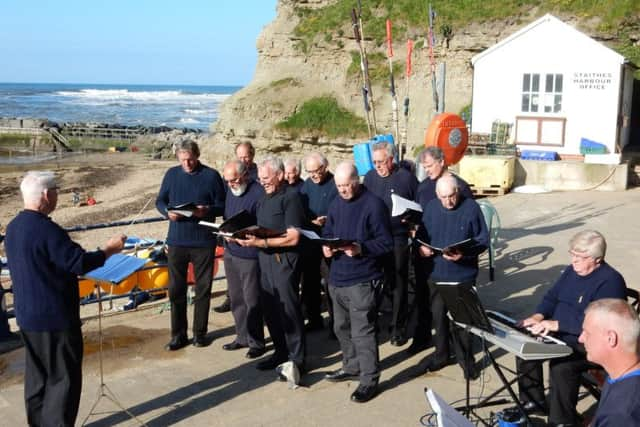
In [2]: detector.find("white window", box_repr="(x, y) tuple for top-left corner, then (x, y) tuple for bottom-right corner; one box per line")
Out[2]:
(521, 73), (563, 113)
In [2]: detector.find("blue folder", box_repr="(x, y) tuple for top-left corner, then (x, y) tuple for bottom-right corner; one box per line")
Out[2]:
(84, 254), (147, 284)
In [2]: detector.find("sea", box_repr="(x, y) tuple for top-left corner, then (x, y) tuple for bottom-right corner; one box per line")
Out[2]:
(0, 82), (241, 131)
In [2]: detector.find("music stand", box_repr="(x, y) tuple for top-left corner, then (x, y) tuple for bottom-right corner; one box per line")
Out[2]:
(80, 254), (148, 426)
(435, 282), (533, 427)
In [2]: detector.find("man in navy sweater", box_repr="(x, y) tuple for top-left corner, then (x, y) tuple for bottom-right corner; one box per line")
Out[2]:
(364, 141), (418, 346)
(236, 156), (306, 378)
(322, 161), (393, 403)
(416, 175), (488, 377)
(299, 152), (338, 333)
(516, 230), (626, 426)
(156, 140), (225, 350)
(580, 299), (640, 426)
(284, 158), (304, 190)
(409, 147), (474, 356)
(5, 171), (126, 427)
(220, 160), (266, 359)
(214, 141), (259, 314)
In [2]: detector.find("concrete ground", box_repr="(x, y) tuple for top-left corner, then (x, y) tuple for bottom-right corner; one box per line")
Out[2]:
(1, 188), (639, 426)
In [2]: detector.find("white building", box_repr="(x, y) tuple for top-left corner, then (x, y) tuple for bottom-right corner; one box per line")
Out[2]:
(470, 14), (635, 157)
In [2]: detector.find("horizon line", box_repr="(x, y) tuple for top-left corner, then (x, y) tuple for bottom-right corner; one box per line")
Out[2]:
(0, 80), (245, 88)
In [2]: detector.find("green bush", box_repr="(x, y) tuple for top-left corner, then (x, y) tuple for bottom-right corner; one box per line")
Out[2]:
(276, 96), (369, 138)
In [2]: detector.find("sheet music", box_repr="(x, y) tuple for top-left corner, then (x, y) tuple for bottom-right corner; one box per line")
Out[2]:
(391, 193), (422, 217)
(425, 388), (474, 427)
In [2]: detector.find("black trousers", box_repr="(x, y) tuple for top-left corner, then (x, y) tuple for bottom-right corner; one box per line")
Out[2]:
(168, 245), (215, 339)
(224, 252), (264, 349)
(259, 251), (305, 366)
(330, 281), (380, 387)
(429, 280), (474, 374)
(384, 239), (410, 336)
(410, 255), (433, 345)
(299, 241), (332, 325)
(21, 327), (83, 427)
(517, 348), (590, 425)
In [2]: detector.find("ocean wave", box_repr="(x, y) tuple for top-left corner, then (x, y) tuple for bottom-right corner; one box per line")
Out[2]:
(179, 118), (200, 124)
(183, 108), (217, 115)
(55, 89), (231, 103)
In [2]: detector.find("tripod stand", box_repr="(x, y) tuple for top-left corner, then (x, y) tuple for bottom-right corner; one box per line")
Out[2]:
(81, 281), (148, 426)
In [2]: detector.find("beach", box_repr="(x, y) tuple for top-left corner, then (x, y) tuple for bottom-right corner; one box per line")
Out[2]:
(1, 151), (639, 425)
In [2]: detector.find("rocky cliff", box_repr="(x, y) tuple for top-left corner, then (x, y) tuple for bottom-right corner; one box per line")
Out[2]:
(201, 0), (633, 167)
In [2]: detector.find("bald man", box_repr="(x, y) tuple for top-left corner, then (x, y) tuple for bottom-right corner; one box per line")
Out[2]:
(416, 175), (488, 378)
(322, 161), (393, 403)
(579, 299), (640, 426)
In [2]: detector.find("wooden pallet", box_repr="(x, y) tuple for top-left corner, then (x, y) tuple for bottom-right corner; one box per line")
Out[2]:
(470, 185), (509, 196)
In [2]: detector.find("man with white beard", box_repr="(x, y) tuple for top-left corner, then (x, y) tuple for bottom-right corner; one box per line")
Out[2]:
(220, 160), (266, 359)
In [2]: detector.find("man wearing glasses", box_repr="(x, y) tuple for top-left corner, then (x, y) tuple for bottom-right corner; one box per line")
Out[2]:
(236, 157), (306, 379)
(515, 230), (627, 426)
(5, 171), (126, 426)
(220, 160), (266, 359)
(363, 141), (418, 346)
(299, 152), (338, 333)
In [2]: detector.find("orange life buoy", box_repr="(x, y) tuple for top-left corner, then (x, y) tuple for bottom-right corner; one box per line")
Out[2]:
(424, 113), (468, 166)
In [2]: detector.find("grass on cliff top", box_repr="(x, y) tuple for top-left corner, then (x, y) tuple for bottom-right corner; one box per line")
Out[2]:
(294, 0), (640, 75)
(276, 96), (368, 139)
(347, 51), (404, 85)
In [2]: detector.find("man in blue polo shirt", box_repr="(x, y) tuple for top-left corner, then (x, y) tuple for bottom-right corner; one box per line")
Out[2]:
(156, 139), (225, 351)
(6, 171), (126, 427)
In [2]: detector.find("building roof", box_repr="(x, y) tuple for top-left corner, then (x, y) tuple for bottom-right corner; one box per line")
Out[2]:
(471, 13), (626, 66)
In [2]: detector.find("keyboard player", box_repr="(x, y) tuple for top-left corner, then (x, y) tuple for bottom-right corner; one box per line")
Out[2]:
(514, 230), (627, 426)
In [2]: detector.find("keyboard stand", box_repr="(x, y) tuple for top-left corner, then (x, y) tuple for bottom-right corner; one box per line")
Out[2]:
(454, 326), (534, 427)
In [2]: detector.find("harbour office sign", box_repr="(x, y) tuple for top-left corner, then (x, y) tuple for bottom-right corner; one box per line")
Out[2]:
(572, 72), (613, 90)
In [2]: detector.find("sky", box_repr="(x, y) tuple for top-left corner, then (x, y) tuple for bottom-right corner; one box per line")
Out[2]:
(0, 0), (278, 86)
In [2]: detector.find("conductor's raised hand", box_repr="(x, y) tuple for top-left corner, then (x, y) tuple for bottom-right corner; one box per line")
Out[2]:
(103, 234), (127, 258)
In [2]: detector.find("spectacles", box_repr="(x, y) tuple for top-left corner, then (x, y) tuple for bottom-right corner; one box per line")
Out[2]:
(305, 166), (325, 175)
(568, 250), (592, 261)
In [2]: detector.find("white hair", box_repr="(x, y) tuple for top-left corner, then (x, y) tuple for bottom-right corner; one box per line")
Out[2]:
(304, 152), (329, 168)
(284, 158), (301, 172)
(20, 171), (57, 204)
(259, 156), (284, 173)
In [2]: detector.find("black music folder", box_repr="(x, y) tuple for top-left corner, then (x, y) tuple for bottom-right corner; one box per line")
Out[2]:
(416, 238), (477, 255)
(168, 202), (198, 217)
(200, 210), (285, 239)
(297, 228), (355, 249)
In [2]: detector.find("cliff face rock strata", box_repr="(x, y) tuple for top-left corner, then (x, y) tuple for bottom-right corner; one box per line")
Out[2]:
(202, 1), (605, 167)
